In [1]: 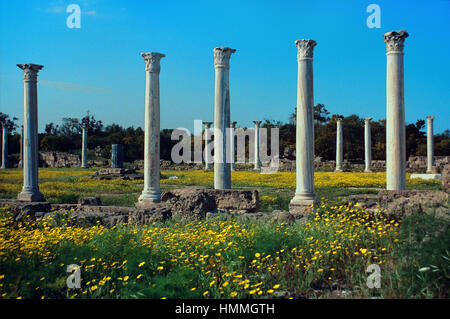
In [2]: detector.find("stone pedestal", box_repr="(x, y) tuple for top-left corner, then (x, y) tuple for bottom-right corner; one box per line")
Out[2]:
(335, 118), (343, 172)
(253, 121), (261, 170)
(230, 121), (237, 171)
(17, 64), (45, 202)
(137, 52), (165, 207)
(213, 47), (235, 190)
(289, 39), (317, 210)
(111, 144), (124, 168)
(384, 30), (408, 190)
(426, 116), (434, 173)
(81, 125), (88, 168)
(1, 125), (7, 169)
(203, 122), (213, 170)
(364, 117), (372, 172)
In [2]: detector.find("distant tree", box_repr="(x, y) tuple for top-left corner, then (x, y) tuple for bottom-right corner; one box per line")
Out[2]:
(0, 112), (18, 133)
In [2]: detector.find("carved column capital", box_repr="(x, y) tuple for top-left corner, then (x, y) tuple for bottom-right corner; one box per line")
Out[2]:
(253, 121), (262, 127)
(17, 64), (44, 82)
(426, 116), (434, 121)
(383, 30), (409, 53)
(364, 117), (372, 122)
(141, 52), (165, 73)
(295, 39), (317, 60)
(230, 121), (237, 128)
(213, 47), (236, 69)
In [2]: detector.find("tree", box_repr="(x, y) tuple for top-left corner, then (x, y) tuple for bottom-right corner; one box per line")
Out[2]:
(0, 112), (18, 133)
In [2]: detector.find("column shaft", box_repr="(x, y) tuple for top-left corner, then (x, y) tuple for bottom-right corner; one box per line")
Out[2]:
(204, 122), (213, 170)
(290, 39), (316, 207)
(213, 47), (235, 190)
(17, 64), (45, 202)
(138, 52), (165, 206)
(364, 118), (372, 172)
(1, 126), (7, 169)
(335, 119), (343, 172)
(384, 30), (408, 190)
(81, 126), (87, 168)
(426, 116), (434, 173)
(254, 121), (261, 170)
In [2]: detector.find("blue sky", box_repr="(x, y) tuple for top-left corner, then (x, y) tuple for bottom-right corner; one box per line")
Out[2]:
(0, 0), (449, 133)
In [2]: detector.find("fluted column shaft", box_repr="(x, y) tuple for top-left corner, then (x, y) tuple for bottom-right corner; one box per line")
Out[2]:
(364, 118), (372, 172)
(203, 122), (213, 170)
(290, 39), (317, 206)
(138, 52), (165, 206)
(335, 118), (343, 172)
(426, 116), (434, 173)
(214, 47), (235, 190)
(384, 30), (408, 190)
(1, 125), (7, 169)
(17, 63), (45, 202)
(81, 126), (87, 168)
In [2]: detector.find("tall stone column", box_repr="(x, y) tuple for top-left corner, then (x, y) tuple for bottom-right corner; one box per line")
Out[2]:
(111, 144), (124, 168)
(253, 121), (261, 170)
(426, 116), (434, 173)
(364, 117), (372, 172)
(213, 47), (235, 190)
(81, 125), (88, 168)
(137, 52), (165, 206)
(203, 122), (213, 170)
(1, 125), (7, 169)
(17, 64), (45, 202)
(290, 39), (317, 210)
(335, 118), (343, 172)
(384, 30), (408, 190)
(230, 121), (237, 171)
(19, 125), (23, 168)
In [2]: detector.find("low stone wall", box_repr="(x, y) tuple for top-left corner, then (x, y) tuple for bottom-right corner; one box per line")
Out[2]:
(37, 152), (108, 168)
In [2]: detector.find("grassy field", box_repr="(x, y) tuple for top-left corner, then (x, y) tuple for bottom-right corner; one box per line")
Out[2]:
(0, 168), (447, 299)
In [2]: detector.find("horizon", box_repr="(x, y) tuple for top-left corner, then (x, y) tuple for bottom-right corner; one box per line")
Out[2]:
(1, 0), (449, 134)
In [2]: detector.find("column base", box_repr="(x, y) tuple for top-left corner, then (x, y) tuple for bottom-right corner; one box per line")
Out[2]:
(136, 190), (161, 208)
(335, 169), (343, 172)
(364, 169), (373, 173)
(289, 198), (316, 217)
(17, 190), (46, 202)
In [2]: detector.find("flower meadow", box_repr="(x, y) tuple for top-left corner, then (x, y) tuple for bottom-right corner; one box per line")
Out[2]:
(0, 168), (447, 299)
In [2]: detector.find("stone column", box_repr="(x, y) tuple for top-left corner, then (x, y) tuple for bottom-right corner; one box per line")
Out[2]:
(335, 118), (343, 172)
(17, 64), (45, 202)
(290, 39), (317, 209)
(1, 125), (7, 169)
(364, 118), (372, 172)
(384, 30), (408, 190)
(19, 125), (23, 168)
(81, 125), (88, 168)
(253, 121), (262, 170)
(137, 52), (165, 206)
(213, 47), (236, 190)
(203, 122), (213, 170)
(426, 116), (434, 173)
(111, 144), (124, 168)
(230, 121), (237, 171)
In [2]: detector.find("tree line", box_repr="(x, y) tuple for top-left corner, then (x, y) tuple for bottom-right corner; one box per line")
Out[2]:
(0, 107), (449, 164)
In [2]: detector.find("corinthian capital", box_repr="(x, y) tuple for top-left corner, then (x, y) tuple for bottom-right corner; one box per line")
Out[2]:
(383, 30), (409, 53)
(364, 117), (372, 122)
(214, 47), (236, 69)
(295, 39), (317, 60)
(141, 52), (165, 73)
(426, 116), (434, 121)
(17, 64), (44, 82)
